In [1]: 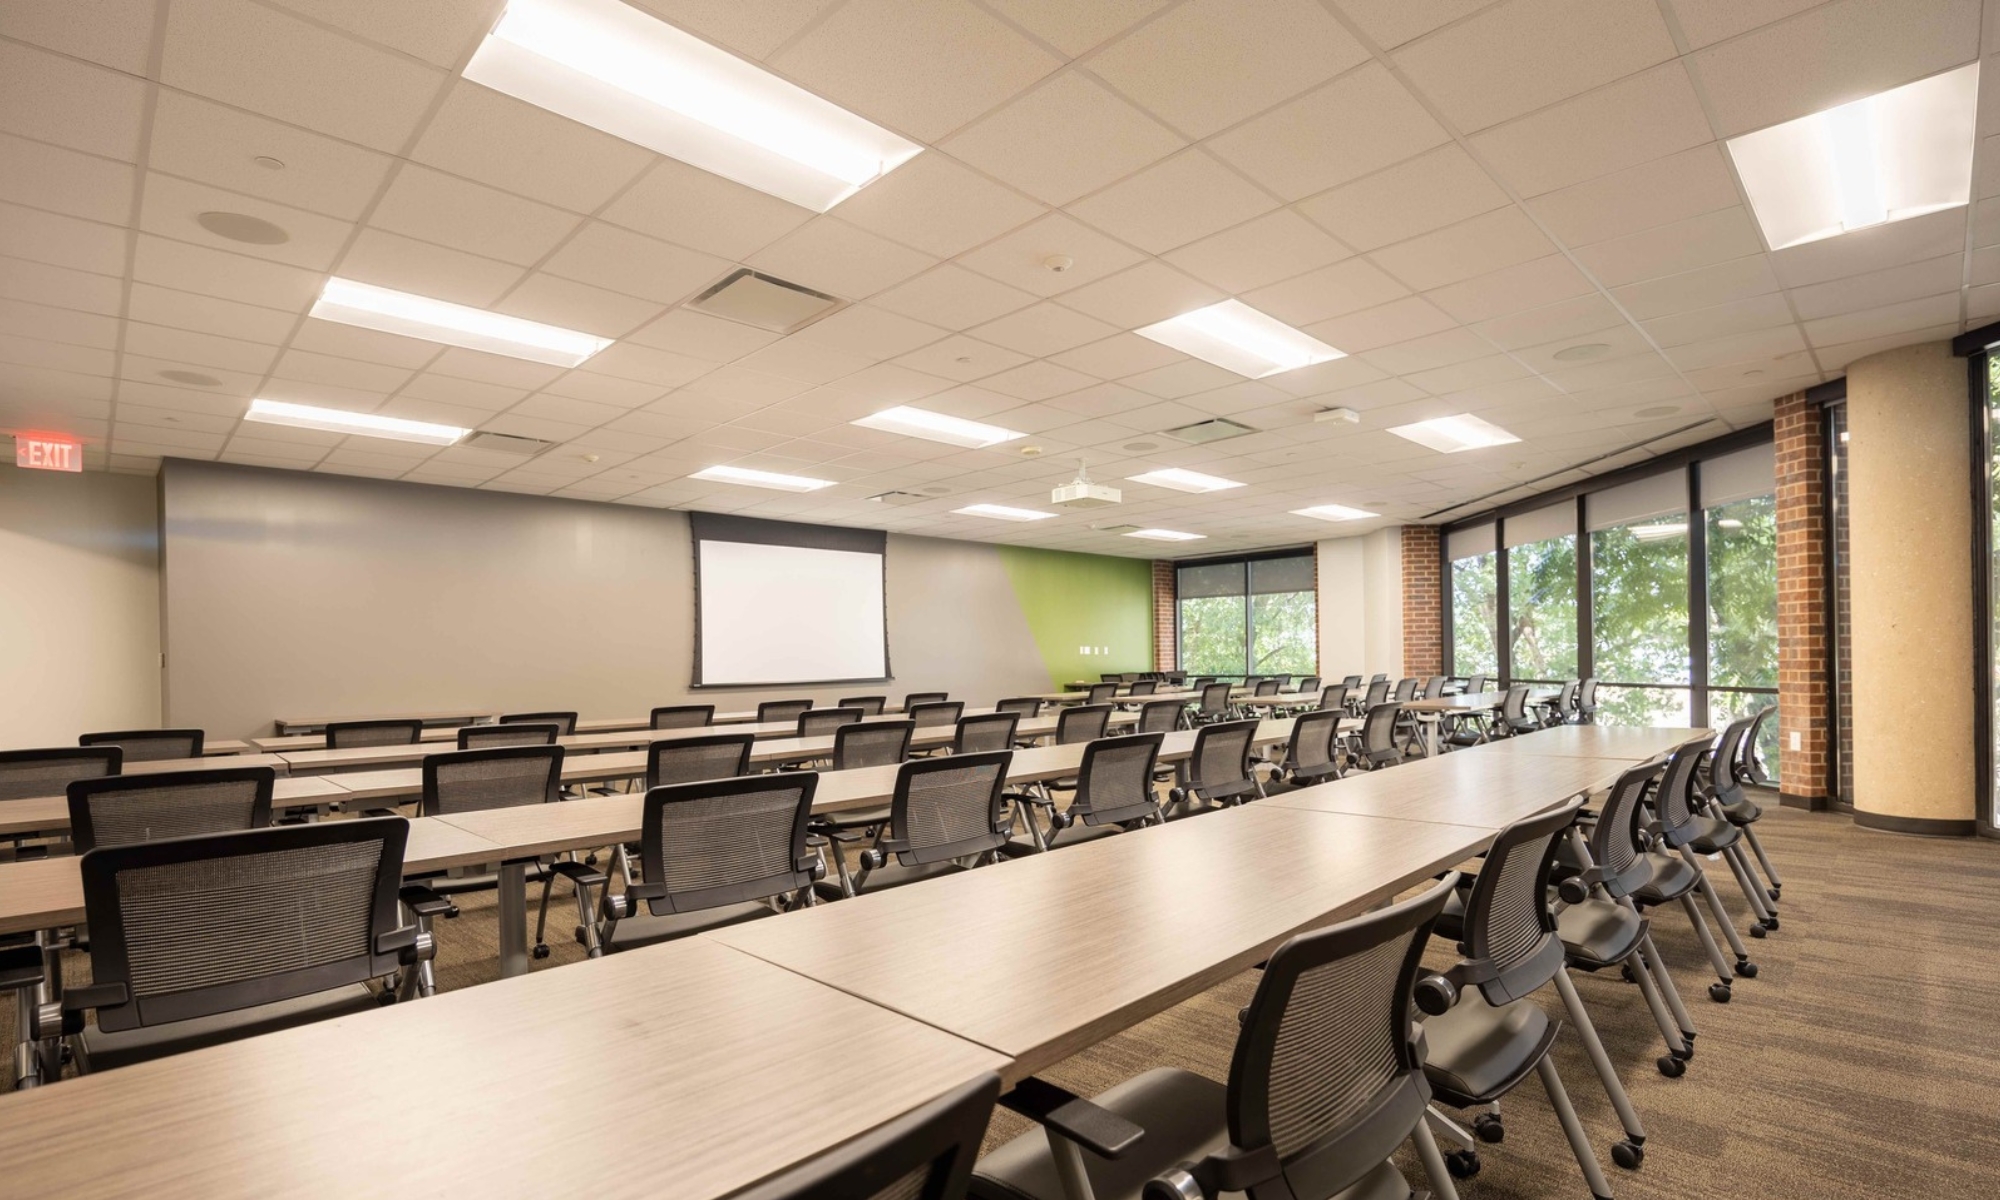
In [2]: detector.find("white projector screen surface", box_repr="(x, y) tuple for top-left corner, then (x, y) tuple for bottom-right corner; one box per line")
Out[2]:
(697, 539), (887, 684)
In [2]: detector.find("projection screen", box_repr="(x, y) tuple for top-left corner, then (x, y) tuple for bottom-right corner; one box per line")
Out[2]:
(689, 513), (889, 686)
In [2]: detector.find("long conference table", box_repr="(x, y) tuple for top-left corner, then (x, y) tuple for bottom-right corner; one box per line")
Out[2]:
(0, 724), (1706, 1198)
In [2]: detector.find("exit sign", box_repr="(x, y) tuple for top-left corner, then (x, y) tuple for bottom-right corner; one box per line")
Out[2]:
(14, 436), (82, 472)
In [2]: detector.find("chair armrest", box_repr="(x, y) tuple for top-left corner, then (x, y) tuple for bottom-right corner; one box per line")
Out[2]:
(548, 860), (609, 889)
(1000, 1076), (1146, 1160)
(398, 883), (458, 921)
(1006, 789), (1056, 810)
(0, 943), (44, 992)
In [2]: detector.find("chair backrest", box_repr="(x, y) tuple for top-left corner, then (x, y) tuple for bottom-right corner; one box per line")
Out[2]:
(1362, 678), (1389, 707)
(1186, 719), (1259, 801)
(1285, 710), (1344, 781)
(458, 722), (559, 750)
(77, 818), (411, 1034)
(1086, 682), (1119, 704)
(1556, 679), (1580, 717)
(1191, 677), (1217, 690)
(1297, 675), (1321, 694)
(952, 713), (1019, 755)
(650, 705), (714, 730)
(1126, 680), (1157, 697)
(1590, 759), (1664, 898)
(995, 697), (1042, 719)
(1317, 684), (1349, 712)
(1391, 678), (1417, 702)
(1222, 877), (1458, 1200)
(1422, 676), (1446, 699)
(0, 746), (122, 802)
(1339, 674), (1362, 688)
(1072, 733), (1164, 825)
(731, 1074), (1000, 1200)
(907, 701), (965, 731)
(757, 699), (812, 725)
(1136, 699), (1183, 735)
(903, 692), (948, 711)
(1465, 674), (1488, 694)
(799, 707), (865, 738)
(325, 720), (422, 750)
(501, 711), (577, 736)
(1456, 798), (1582, 1005)
(886, 752), (1011, 865)
(1501, 684), (1530, 722)
(1359, 704), (1401, 759)
(647, 732), (754, 790)
(1369, 673), (1387, 684)
(1744, 704), (1777, 781)
(1198, 681), (1234, 715)
(1055, 703), (1113, 745)
(1712, 714), (1756, 790)
(634, 774), (818, 917)
(1254, 678), (1281, 697)
(66, 767), (275, 855)
(834, 720), (914, 770)
(78, 729), (203, 762)
(838, 695), (888, 716)
(420, 744), (564, 817)
(1578, 677), (1599, 711)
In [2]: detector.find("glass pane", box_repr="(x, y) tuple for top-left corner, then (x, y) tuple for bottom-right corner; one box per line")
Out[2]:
(1832, 402), (1853, 805)
(1179, 594), (1247, 677)
(1705, 494), (1777, 691)
(1251, 589), (1317, 675)
(1451, 552), (1498, 676)
(1591, 512), (1690, 688)
(1507, 535), (1577, 680)
(1177, 560), (1244, 599)
(1988, 356), (2000, 824)
(1595, 685), (1692, 726)
(1710, 691), (1780, 783)
(1250, 554), (1315, 594)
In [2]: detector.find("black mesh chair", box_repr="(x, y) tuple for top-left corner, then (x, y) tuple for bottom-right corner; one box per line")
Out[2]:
(1391, 678), (1418, 702)
(1055, 704), (1113, 745)
(1338, 673), (1362, 689)
(1350, 704), (1404, 770)
(500, 711), (577, 736)
(1125, 680), (1158, 698)
(1634, 737), (1756, 1000)
(1422, 676), (1447, 699)
(839, 695), (888, 716)
(1190, 677), (1217, 691)
(1086, 683), (1119, 704)
(1192, 681), (1234, 725)
(972, 877), (1466, 1200)
(1317, 684), (1350, 713)
(78, 729), (203, 762)
(1536, 681), (1579, 728)
(1465, 674), (1489, 694)
(822, 752), (1012, 898)
(324, 720), (422, 749)
(1165, 719), (1261, 818)
(908, 701), (965, 733)
(1705, 713), (1783, 904)
(758, 699), (813, 725)
(1577, 677), (1600, 723)
(1358, 677), (1390, 714)
(598, 774), (821, 952)
(737, 1074), (1000, 1200)
(1258, 708), (1345, 792)
(1253, 678), (1281, 698)
(1651, 734), (1774, 963)
(647, 733), (754, 789)
(1134, 699), (1183, 736)
(904, 691), (949, 711)
(649, 705), (713, 730)
(458, 722), (559, 749)
(835, 719), (914, 770)
(23, 819), (434, 1080)
(1494, 685), (1538, 737)
(997, 697), (1044, 719)
(1007, 733), (1163, 856)
(953, 713), (1020, 755)
(0, 746), (121, 802)
(1296, 674), (1321, 696)
(798, 707), (865, 738)
(66, 767), (275, 854)
(1415, 799), (1635, 1191)
(1743, 703), (1778, 788)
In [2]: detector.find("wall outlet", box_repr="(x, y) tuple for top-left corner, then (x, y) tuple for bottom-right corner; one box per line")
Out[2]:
(1789, 730), (1801, 751)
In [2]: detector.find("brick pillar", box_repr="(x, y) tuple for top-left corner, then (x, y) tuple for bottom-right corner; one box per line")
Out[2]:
(1401, 525), (1442, 676)
(1774, 391), (1829, 810)
(1151, 560), (1176, 671)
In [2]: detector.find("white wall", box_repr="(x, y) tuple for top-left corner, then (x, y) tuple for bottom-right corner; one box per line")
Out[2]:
(1316, 527), (1402, 680)
(0, 464), (162, 748)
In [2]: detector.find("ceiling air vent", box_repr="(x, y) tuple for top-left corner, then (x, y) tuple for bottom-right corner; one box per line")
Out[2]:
(461, 431), (554, 456)
(1162, 417), (1255, 445)
(686, 269), (843, 334)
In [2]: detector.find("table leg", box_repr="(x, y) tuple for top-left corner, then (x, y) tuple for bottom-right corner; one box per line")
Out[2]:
(497, 862), (529, 979)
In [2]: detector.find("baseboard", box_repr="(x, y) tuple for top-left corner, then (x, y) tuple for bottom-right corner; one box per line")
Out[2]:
(1853, 810), (1977, 837)
(1777, 790), (1827, 812)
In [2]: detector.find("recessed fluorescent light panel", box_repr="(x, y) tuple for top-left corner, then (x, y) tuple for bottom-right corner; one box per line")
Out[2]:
(1133, 300), (1344, 379)
(464, 0), (922, 212)
(310, 278), (610, 367)
(689, 465), (834, 492)
(1386, 414), (1520, 455)
(1727, 63), (1979, 250)
(955, 503), (1056, 522)
(1293, 504), (1378, 522)
(245, 399), (466, 447)
(1124, 528), (1205, 542)
(1126, 467), (1243, 493)
(854, 406), (1024, 449)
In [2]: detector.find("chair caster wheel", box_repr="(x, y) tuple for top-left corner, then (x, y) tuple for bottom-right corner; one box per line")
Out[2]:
(1767, 888), (1780, 901)
(1444, 1150), (1480, 1179)
(1762, 916), (1780, 931)
(1709, 982), (1732, 1003)
(1750, 924), (1766, 938)
(531, 944), (551, 960)
(1657, 1054), (1686, 1078)
(1612, 1140), (1644, 1170)
(1619, 963), (1636, 984)
(584, 853), (599, 867)
(377, 989), (398, 1006)
(1472, 1113), (1505, 1143)
(1737, 961), (1759, 979)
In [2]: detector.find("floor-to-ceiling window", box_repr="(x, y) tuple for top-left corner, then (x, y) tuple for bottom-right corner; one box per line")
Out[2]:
(1982, 355), (2000, 828)
(1505, 501), (1578, 683)
(1702, 444), (1780, 777)
(1448, 525), (1498, 679)
(1589, 471), (1693, 725)
(1175, 551), (1315, 679)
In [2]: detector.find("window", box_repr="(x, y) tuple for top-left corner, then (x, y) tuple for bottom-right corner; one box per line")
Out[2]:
(1589, 472), (1692, 725)
(1505, 502), (1577, 682)
(1176, 553), (1315, 678)
(1984, 356), (2000, 827)
(1703, 444), (1779, 779)
(1448, 525), (1497, 678)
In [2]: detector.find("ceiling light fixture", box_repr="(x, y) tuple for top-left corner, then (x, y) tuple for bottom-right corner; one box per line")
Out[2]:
(689, 464), (834, 492)
(1727, 62), (1979, 250)
(245, 399), (465, 446)
(1292, 503), (1378, 522)
(955, 503), (1056, 521)
(1124, 528), (1205, 542)
(1126, 467), (1244, 493)
(853, 406), (1024, 449)
(1386, 413), (1520, 455)
(309, 277), (611, 367)
(1133, 299), (1344, 378)
(463, 0), (922, 212)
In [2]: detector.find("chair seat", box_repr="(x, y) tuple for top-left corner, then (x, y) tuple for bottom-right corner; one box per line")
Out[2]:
(1632, 852), (1700, 903)
(77, 983), (380, 1073)
(1433, 889), (1467, 942)
(1683, 815), (1740, 853)
(822, 857), (971, 898)
(813, 804), (891, 832)
(414, 860), (554, 896)
(1556, 900), (1645, 968)
(605, 900), (776, 952)
(971, 1068), (1228, 1200)
(1420, 996), (1560, 1108)
(1718, 798), (1762, 825)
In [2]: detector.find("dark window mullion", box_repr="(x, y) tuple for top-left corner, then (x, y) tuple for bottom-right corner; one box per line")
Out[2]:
(1689, 462), (1709, 723)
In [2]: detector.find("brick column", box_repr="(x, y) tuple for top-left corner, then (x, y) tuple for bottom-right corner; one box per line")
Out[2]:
(1151, 560), (1176, 671)
(1401, 525), (1442, 676)
(1774, 391), (1829, 811)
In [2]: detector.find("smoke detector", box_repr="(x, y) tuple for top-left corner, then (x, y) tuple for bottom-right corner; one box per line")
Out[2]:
(1050, 459), (1121, 509)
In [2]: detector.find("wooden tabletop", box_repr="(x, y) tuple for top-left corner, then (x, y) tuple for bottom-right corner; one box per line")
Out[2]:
(0, 938), (1007, 1200)
(273, 710), (496, 735)
(202, 739), (253, 755)
(1397, 686), (1560, 713)
(0, 776), (352, 838)
(1467, 725), (1707, 759)
(121, 753), (292, 776)
(253, 709), (772, 750)
(1260, 750), (1643, 831)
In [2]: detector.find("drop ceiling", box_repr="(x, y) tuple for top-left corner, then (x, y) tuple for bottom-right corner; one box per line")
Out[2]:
(0, 0), (1993, 557)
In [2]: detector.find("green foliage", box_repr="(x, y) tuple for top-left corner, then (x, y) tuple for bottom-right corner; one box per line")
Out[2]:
(1451, 553), (1497, 676)
(1178, 587), (1317, 677)
(1180, 595), (1247, 677)
(1510, 536), (1577, 679)
(1706, 496), (1778, 691)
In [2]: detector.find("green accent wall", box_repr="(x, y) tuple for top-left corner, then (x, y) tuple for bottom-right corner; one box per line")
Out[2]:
(995, 546), (1154, 688)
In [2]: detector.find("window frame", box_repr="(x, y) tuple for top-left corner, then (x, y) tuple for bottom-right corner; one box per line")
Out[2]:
(1171, 547), (1318, 680)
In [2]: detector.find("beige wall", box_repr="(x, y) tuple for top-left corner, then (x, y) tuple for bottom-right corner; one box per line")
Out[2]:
(1847, 340), (1976, 830)
(1316, 527), (1402, 680)
(0, 464), (162, 748)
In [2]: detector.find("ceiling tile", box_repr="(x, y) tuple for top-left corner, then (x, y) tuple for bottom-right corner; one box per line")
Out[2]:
(1787, 254), (1963, 320)
(285, 318), (437, 368)
(1242, 258), (1412, 325)
(0, 298), (118, 350)
(1303, 296), (1460, 354)
(0, 132), (134, 226)
(970, 302), (1120, 358)
(831, 153), (1045, 259)
(941, 71), (1185, 207)
(979, 0), (1174, 56)
(1666, 0), (1827, 50)
(335, 229), (526, 309)
(1525, 144), (1742, 249)
(1088, 0), (1368, 138)
(1662, 324), (1808, 370)
(732, 337), (877, 385)
(1053, 261), (1222, 327)
(1330, 0), (1494, 49)
(0, 0), (158, 74)
(146, 91), (397, 223)
(0, 257), (125, 317)
(1640, 293), (1797, 346)
(138, 172), (356, 272)
(625, 309), (782, 363)
(793, 304), (950, 359)
(1161, 209), (1351, 295)
(1425, 253), (1596, 323)
(601, 159), (813, 261)
(1370, 206), (1555, 291)
(1472, 293), (1627, 349)
(1294, 145), (1510, 254)
(262, 0), (503, 67)
(1360, 327), (1497, 375)
(1122, 359), (1245, 398)
(0, 203), (127, 278)
(1209, 63), (1449, 201)
(1610, 254), (1783, 319)
(892, 334), (1034, 381)
(1571, 207), (1765, 288)
(1470, 63), (1713, 197)
(1066, 149), (1278, 254)
(1800, 292), (1962, 347)
(747, 217), (939, 299)
(1768, 208), (1969, 287)
(133, 234), (327, 312)
(1046, 333), (1187, 379)
(368, 165), (581, 267)
(956, 212), (1148, 297)
(871, 264), (1040, 329)
(980, 360), (1099, 401)
(0, 41), (146, 162)
(408, 82), (654, 214)
(542, 221), (733, 305)
(625, 0), (842, 59)
(573, 342), (712, 388)
(494, 273), (664, 339)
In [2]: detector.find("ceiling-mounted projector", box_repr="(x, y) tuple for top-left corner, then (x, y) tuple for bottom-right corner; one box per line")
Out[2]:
(1051, 459), (1121, 509)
